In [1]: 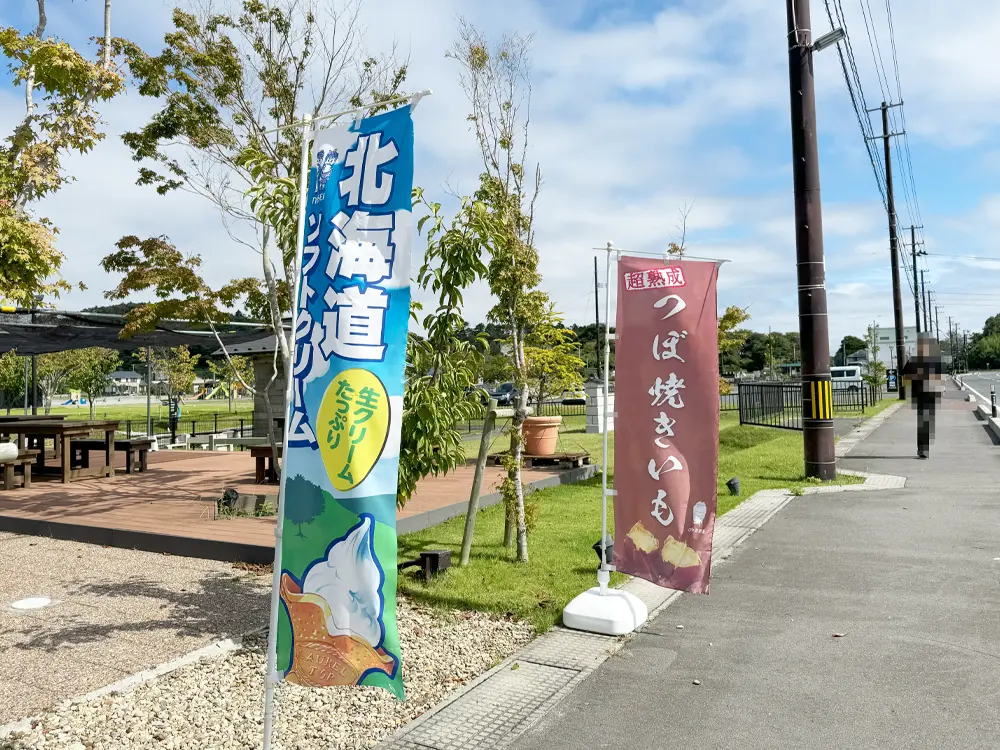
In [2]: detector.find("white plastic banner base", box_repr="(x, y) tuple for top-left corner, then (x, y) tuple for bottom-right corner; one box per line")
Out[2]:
(562, 587), (648, 636)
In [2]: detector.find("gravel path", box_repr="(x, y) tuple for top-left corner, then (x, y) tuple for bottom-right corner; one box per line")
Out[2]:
(2, 598), (533, 750)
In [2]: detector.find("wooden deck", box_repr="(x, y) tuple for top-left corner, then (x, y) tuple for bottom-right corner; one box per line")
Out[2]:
(0, 449), (590, 563)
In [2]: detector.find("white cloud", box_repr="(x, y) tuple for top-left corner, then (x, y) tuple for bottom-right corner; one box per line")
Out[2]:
(3, 0), (998, 351)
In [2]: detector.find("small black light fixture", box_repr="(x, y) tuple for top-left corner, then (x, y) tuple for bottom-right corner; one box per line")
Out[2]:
(592, 535), (614, 565)
(726, 477), (741, 496)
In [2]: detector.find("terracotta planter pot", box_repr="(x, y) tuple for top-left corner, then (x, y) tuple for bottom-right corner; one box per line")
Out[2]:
(522, 416), (562, 456)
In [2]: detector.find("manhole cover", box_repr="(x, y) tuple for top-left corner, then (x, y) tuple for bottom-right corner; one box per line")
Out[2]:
(10, 596), (52, 611)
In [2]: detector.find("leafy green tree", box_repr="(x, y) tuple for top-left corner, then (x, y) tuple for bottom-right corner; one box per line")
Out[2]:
(718, 307), (750, 392)
(0, 1), (125, 304)
(36, 351), (79, 413)
(397, 191), (488, 506)
(981, 314), (1000, 340)
(969, 334), (1000, 370)
(67, 348), (121, 419)
(863, 325), (886, 396)
(523, 310), (585, 407)
(481, 353), (512, 385)
(284, 474), (327, 538)
(152, 346), (197, 399)
(834, 335), (866, 366)
(450, 21), (548, 562)
(0, 351), (25, 414)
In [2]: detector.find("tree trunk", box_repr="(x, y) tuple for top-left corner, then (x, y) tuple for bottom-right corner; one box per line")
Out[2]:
(502, 423), (517, 548)
(511, 384), (529, 562)
(102, 1), (112, 70)
(89, 394), (96, 420)
(505, 328), (529, 563)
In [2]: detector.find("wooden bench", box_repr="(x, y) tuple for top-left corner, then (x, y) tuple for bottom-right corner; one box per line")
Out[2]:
(250, 445), (282, 484)
(1, 449), (39, 490)
(70, 438), (154, 475)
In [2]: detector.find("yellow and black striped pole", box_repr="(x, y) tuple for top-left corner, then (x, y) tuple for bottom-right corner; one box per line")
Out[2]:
(807, 379), (834, 420)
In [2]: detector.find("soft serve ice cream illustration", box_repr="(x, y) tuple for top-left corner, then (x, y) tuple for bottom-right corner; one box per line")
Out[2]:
(280, 514), (398, 687)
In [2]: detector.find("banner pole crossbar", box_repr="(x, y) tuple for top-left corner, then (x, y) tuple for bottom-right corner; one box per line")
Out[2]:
(260, 89), (432, 136)
(590, 246), (731, 265)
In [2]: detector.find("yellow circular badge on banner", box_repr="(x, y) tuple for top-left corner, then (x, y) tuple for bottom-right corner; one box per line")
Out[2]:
(316, 368), (391, 491)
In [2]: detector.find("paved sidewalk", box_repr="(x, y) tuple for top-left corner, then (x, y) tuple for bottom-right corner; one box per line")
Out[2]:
(508, 391), (1000, 750)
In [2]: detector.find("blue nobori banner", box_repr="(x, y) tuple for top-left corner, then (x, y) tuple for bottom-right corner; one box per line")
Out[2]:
(275, 104), (414, 699)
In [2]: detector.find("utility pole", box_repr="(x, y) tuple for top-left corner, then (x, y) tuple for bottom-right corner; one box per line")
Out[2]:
(948, 316), (954, 371)
(921, 271), (930, 333)
(910, 225), (923, 333)
(880, 101), (907, 399)
(935, 306), (941, 343)
(593, 256), (601, 382)
(786, 0), (836, 480)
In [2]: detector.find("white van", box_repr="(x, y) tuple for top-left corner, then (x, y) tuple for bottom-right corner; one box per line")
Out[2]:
(830, 365), (863, 390)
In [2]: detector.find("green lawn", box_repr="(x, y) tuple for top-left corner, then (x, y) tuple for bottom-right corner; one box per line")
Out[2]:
(400, 412), (864, 632)
(45, 400), (254, 422)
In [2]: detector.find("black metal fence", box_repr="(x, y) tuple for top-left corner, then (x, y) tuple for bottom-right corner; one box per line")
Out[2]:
(103, 413), (253, 442)
(737, 381), (883, 430)
(738, 381), (803, 430)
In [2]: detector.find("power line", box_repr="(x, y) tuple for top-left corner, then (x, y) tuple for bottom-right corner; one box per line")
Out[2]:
(824, 0), (887, 207)
(925, 252), (1000, 263)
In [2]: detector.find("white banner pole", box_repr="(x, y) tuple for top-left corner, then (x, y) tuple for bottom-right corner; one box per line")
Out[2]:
(598, 242), (616, 594)
(262, 112), (312, 750)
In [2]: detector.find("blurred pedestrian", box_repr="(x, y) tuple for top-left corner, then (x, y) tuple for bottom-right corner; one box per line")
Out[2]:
(901, 334), (943, 459)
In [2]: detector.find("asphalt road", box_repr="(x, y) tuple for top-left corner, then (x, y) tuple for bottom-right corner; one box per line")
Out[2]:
(957, 371), (1000, 408)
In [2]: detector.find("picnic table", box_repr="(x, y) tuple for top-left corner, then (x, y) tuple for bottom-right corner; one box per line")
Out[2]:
(0, 414), (65, 458)
(5, 420), (120, 483)
(0, 415), (65, 422)
(250, 444), (282, 484)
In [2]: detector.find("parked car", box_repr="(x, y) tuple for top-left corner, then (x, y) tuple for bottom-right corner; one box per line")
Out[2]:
(560, 389), (587, 405)
(830, 365), (862, 390)
(489, 382), (518, 406)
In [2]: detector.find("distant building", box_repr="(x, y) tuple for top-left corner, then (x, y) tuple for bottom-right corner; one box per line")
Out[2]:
(871, 326), (918, 369)
(846, 349), (868, 366)
(107, 370), (143, 396)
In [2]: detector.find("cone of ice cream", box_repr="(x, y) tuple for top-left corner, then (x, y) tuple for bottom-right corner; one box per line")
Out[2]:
(280, 515), (397, 687)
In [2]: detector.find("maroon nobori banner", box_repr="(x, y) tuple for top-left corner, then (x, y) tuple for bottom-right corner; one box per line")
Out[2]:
(613, 257), (720, 594)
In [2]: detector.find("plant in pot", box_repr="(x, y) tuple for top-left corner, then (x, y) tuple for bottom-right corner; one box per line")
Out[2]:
(522, 309), (585, 456)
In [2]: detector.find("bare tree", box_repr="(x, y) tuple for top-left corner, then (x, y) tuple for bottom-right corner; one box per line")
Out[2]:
(449, 21), (546, 563)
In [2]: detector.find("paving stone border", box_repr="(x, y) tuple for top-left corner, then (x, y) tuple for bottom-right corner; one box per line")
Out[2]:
(378, 405), (907, 750)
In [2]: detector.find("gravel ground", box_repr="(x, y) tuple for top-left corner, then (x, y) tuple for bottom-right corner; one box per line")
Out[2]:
(2, 598), (533, 750)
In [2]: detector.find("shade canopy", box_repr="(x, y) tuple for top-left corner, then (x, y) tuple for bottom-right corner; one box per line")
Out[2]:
(0, 310), (272, 356)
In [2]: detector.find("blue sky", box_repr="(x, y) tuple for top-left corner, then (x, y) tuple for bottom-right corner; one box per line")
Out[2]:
(3, 0), (999, 349)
